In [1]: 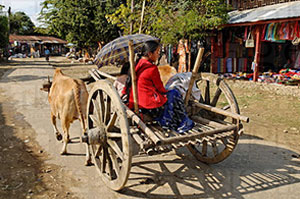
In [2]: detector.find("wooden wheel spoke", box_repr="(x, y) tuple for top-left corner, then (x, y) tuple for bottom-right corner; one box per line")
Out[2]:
(202, 140), (207, 156)
(108, 147), (120, 176)
(188, 75), (241, 164)
(211, 141), (218, 157)
(107, 150), (114, 180)
(221, 137), (228, 146)
(87, 80), (132, 191)
(222, 105), (230, 110)
(95, 145), (103, 157)
(104, 94), (111, 124)
(101, 147), (108, 173)
(97, 91), (105, 122)
(89, 114), (100, 126)
(107, 112), (118, 132)
(107, 132), (122, 138)
(107, 140), (124, 161)
(211, 88), (222, 107)
(205, 80), (210, 104)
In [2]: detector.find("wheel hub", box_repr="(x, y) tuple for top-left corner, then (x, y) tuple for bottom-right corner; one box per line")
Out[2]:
(82, 125), (106, 145)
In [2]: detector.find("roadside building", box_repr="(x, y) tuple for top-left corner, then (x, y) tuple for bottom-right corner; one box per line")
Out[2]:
(211, 0), (300, 83)
(9, 35), (67, 57)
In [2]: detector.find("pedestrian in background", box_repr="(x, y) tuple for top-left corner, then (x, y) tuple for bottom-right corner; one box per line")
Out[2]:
(45, 47), (50, 63)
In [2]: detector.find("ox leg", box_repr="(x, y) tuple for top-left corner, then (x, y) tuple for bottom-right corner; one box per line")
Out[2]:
(60, 118), (70, 155)
(51, 112), (62, 141)
(79, 119), (92, 166)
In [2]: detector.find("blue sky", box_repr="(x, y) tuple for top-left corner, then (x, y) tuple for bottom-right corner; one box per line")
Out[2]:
(0, 0), (44, 26)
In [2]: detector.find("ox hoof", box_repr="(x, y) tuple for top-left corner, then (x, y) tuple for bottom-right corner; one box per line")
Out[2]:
(85, 160), (93, 166)
(56, 133), (63, 141)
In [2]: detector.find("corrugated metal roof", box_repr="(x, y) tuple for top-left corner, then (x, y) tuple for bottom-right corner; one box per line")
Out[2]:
(9, 35), (67, 44)
(228, 1), (300, 24)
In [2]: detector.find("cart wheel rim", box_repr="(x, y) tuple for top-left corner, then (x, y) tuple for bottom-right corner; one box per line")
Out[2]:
(87, 80), (132, 190)
(188, 73), (241, 164)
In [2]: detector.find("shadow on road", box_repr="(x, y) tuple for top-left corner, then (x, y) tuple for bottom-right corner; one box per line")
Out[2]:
(1, 58), (90, 68)
(0, 85), (78, 198)
(0, 98), (48, 198)
(0, 74), (49, 83)
(121, 142), (300, 198)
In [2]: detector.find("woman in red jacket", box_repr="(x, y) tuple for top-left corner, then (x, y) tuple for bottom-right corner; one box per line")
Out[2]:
(125, 40), (194, 133)
(126, 41), (167, 116)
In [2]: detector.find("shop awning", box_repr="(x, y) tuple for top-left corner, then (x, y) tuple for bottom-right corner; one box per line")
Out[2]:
(9, 35), (67, 44)
(228, 1), (300, 25)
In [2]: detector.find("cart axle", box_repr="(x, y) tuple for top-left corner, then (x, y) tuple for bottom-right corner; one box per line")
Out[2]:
(82, 127), (105, 145)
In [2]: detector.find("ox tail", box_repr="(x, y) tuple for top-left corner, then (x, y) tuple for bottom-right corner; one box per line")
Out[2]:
(73, 80), (86, 132)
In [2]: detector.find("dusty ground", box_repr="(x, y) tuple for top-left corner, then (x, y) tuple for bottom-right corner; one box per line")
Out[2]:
(0, 57), (299, 199)
(228, 80), (300, 153)
(0, 59), (81, 199)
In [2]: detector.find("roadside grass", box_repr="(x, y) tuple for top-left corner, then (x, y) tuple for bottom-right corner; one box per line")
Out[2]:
(227, 80), (300, 152)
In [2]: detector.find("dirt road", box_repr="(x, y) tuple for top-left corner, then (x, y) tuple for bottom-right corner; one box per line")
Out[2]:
(0, 57), (300, 199)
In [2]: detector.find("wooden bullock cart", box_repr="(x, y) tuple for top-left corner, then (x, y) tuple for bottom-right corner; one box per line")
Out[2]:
(82, 41), (249, 191)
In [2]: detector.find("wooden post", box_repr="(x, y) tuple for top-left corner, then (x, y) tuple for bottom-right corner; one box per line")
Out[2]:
(139, 0), (146, 34)
(184, 47), (205, 106)
(253, 28), (261, 82)
(188, 39), (191, 72)
(128, 40), (139, 114)
(210, 37), (215, 73)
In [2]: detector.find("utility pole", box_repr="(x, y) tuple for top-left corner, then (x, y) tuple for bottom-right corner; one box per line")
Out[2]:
(139, 0), (145, 34)
(130, 0), (134, 34)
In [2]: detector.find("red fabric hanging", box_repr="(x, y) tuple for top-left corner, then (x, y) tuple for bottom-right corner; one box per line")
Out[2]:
(261, 24), (267, 41)
(294, 21), (300, 38)
(244, 27), (248, 41)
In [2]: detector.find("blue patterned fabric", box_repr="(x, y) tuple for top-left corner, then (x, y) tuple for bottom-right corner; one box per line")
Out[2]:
(94, 34), (159, 68)
(155, 89), (194, 134)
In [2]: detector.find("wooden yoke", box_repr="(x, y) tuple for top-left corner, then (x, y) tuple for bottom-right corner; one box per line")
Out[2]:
(184, 47), (205, 106)
(128, 40), (139, 114)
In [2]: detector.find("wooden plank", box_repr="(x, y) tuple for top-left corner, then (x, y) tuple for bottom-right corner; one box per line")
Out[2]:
(160, 124), (239, 145)
(89, 70), (101, 81)
(184, 47), (205, 106)
(191, 115), (227, 128)
(130, 128), (143, 146)
(148, 125), (167, 140)
(95, 70), (117, 81)
(193, 100), (249, 123)
(126, 108), (161, 145)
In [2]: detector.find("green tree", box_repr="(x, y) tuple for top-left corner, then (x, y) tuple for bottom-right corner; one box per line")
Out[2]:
(107, 0), (229, 44)
(0, 6), (8, 49)
(9, 11), (35, 35)
(39, 0), (125, 48)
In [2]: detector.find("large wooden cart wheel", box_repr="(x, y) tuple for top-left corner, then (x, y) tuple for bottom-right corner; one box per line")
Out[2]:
(187, 73), (241, 164)
(87, 80), (132, 191)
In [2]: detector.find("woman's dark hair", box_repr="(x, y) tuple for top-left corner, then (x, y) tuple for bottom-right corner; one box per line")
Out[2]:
(141, 40), (160, 56)
(120, 62), (130, 75)
(136, 40), (160, 64)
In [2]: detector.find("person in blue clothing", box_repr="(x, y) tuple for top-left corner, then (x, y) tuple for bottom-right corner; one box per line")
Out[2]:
(45, 47), (50, 63)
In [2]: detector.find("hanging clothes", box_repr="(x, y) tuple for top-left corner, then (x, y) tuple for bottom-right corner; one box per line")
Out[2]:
(226, 58), (233, 73)
(233, 58), (237, 72)
(294, 51), (300, 69)
(177, 39), (187, 73)
(167, 44), (172, 65)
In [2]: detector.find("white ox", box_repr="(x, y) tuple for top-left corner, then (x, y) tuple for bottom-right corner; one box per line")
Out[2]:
(42, 68), (91, 166)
